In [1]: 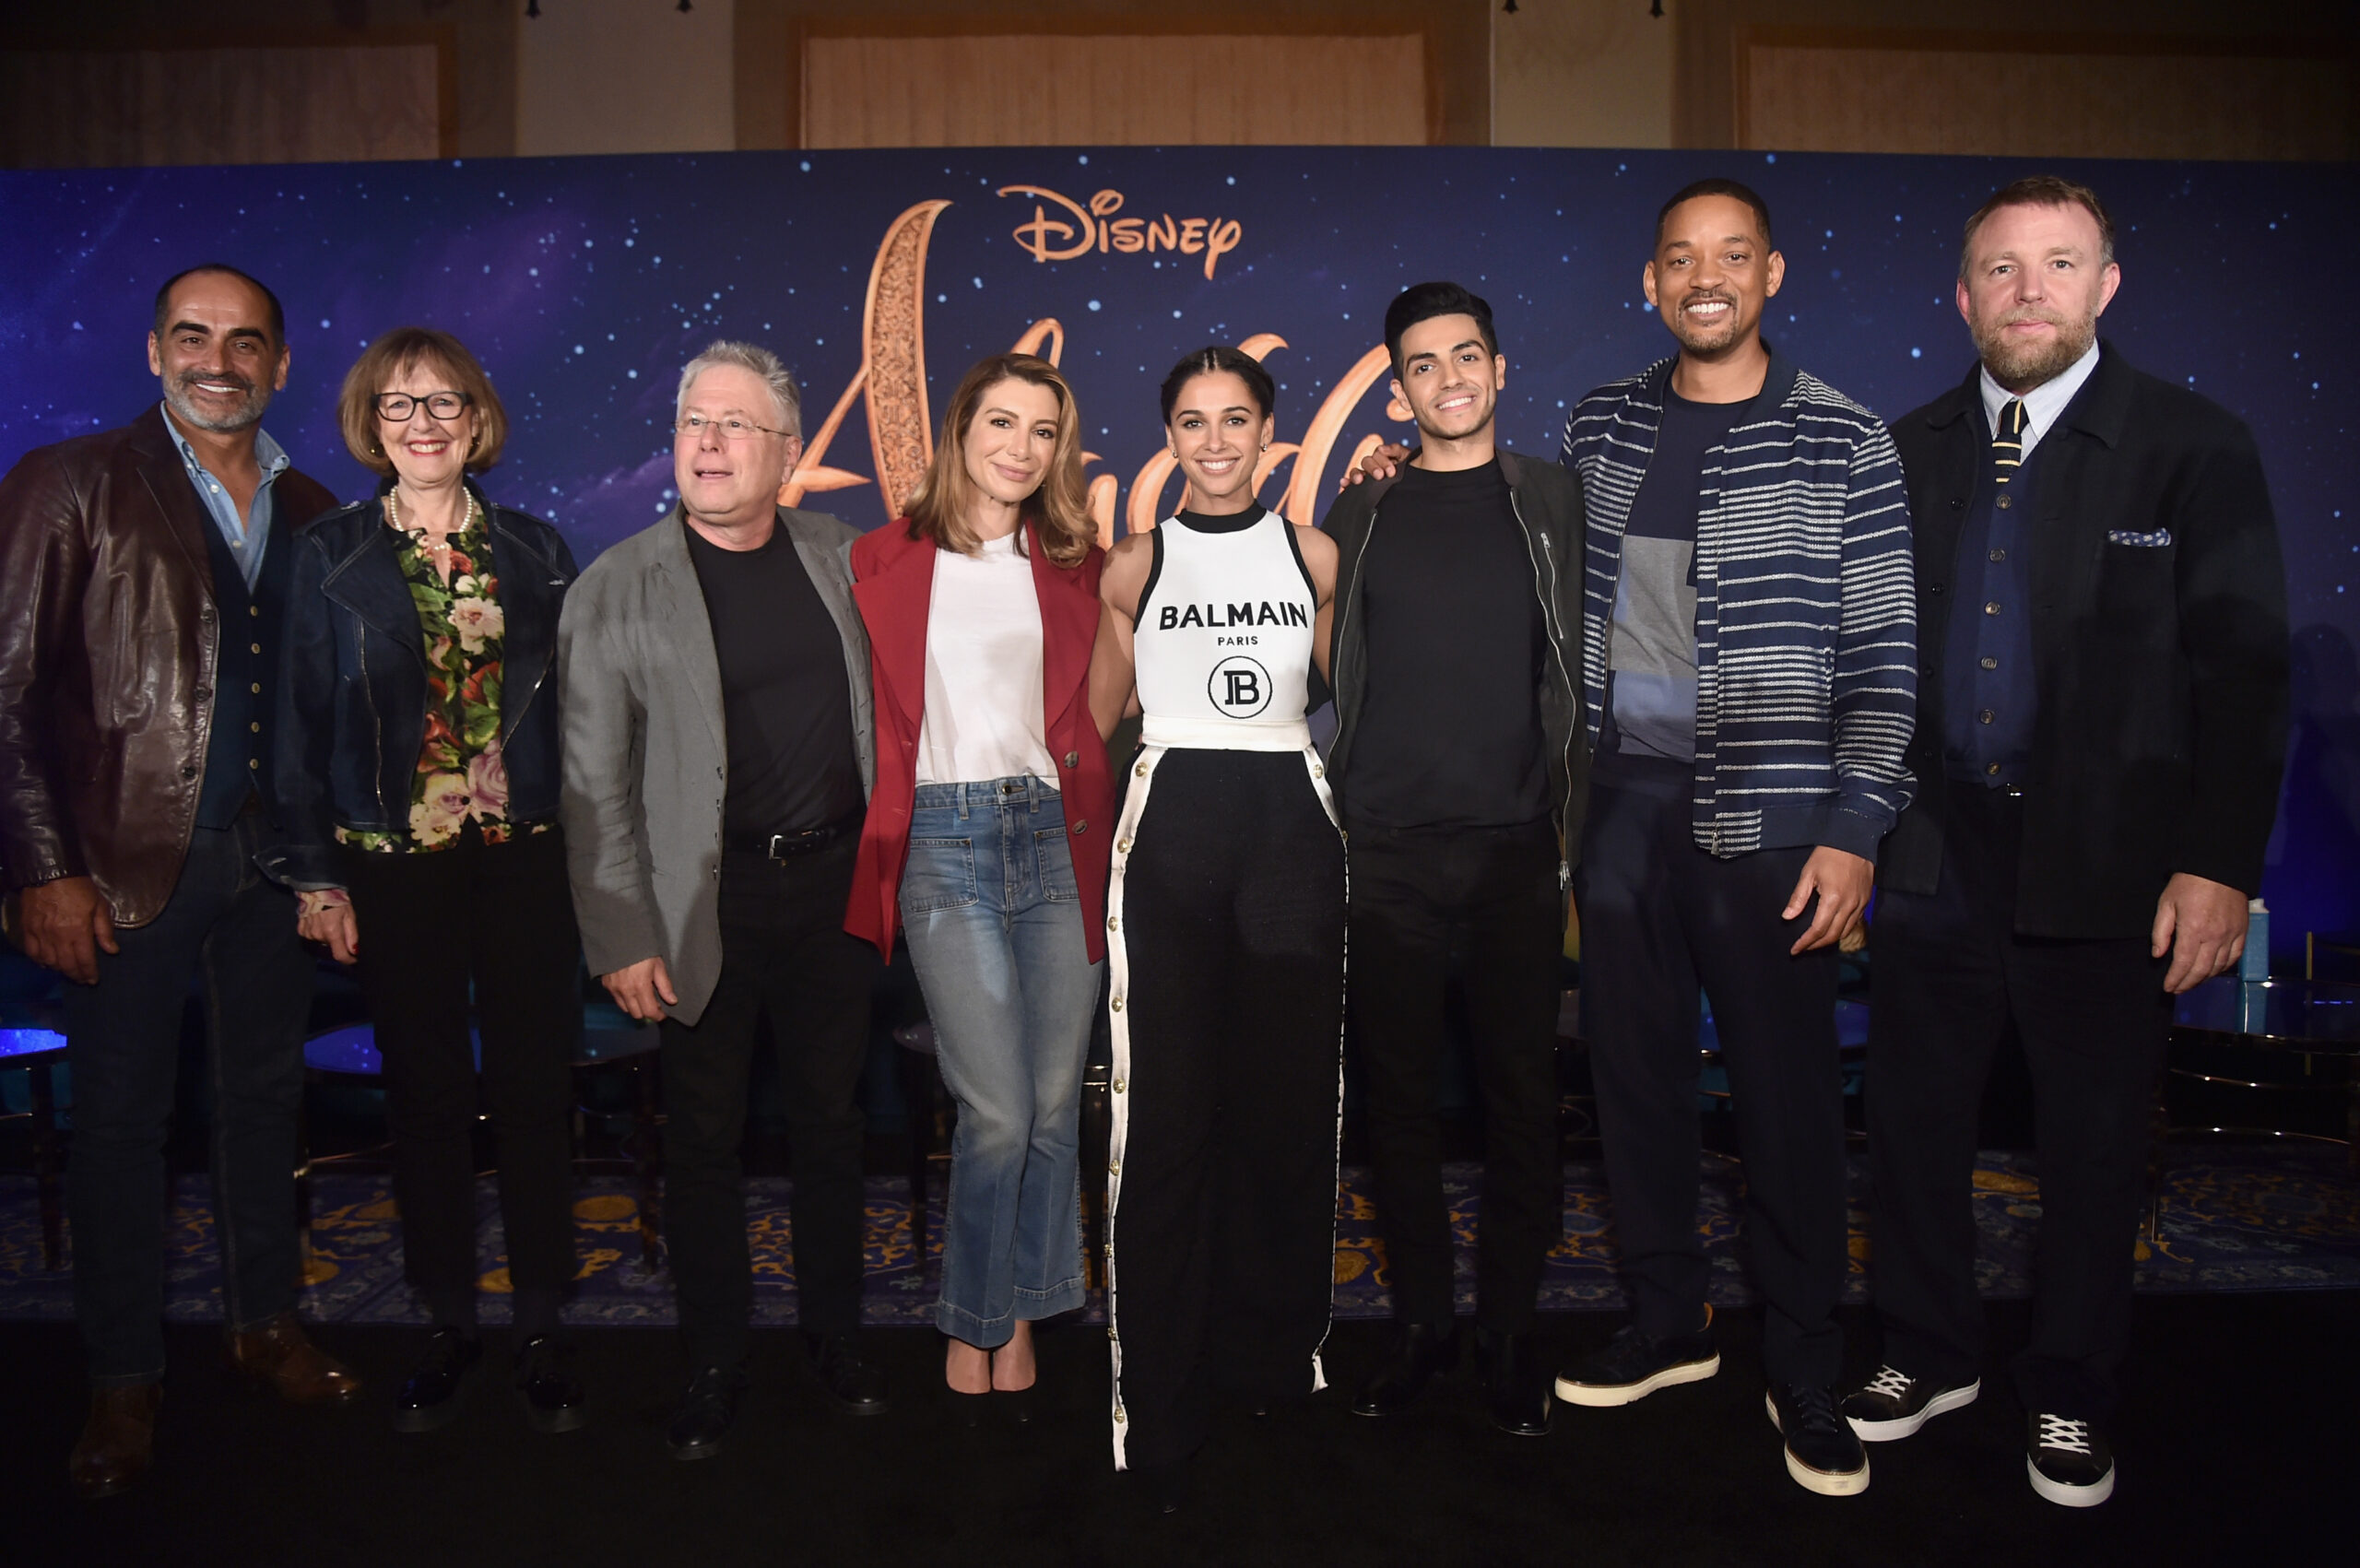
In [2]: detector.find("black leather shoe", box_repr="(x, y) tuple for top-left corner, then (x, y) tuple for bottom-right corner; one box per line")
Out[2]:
(1476, 1327), (1553, 1437)
(808, 1333), (891, 1417)
(514, 1335), (588, 1434)
(666, 1363), (746, 1461)
(392, 1327), (481, 1434)
(1351, 1320), (1458, 1417)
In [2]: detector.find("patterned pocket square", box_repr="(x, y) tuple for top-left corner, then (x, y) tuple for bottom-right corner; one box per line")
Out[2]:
(2106, 528), (2172, 548)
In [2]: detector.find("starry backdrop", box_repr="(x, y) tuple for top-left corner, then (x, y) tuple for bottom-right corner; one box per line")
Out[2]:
(1, 147), (2353, 947)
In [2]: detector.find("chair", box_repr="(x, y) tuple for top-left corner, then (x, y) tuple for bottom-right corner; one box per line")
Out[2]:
(0, 1027), (69, 1270)
(572, 1002), (667, 1277)
(2307, 931), (2360, 984)
(294, 1022), (410, 1282)
(296, 1008), (670, 1281)
(2145, 976), (2360, 1244)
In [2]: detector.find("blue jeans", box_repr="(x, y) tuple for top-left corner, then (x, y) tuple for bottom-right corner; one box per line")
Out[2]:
(901, 776), (1100, 1346)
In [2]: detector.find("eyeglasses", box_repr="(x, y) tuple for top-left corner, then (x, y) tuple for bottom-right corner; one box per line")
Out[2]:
(373, 390), (472, 421)
(674, 412), (791, 442)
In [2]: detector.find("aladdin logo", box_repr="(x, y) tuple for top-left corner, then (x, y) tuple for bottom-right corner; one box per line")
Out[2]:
(999, 185), (1244, 280)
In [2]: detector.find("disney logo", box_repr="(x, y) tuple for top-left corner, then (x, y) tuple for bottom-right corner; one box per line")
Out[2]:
(997, 185), (1244, 280)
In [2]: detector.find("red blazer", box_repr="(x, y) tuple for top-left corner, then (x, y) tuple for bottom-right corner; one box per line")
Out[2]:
(846, 518), (1115, 961)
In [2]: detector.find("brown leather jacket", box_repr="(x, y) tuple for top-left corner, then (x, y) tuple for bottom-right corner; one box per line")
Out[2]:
(0, 406), (338, 927)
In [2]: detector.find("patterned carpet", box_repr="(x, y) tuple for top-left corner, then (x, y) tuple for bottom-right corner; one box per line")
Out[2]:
(2, 1152), (2354, 1326)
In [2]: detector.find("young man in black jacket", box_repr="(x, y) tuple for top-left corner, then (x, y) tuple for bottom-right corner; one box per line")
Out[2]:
(1846, 176), (2289, 1508)
(1320, 282), (1586, 1436)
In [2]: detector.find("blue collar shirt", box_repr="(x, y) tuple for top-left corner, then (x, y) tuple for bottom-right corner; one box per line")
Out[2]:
(163, 403), (289, 593)
(1978, 339), (2100, 464)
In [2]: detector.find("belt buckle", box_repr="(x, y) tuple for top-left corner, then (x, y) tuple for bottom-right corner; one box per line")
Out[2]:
(765, 831), (806, 860)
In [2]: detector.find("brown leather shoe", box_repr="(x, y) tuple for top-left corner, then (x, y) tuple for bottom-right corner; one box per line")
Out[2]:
(226, 1312), (363, 1406)
(70, 1384), (162, 1501)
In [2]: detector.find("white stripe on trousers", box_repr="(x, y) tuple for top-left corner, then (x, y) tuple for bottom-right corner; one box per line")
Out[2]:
(1101, 736), (1345, 1470)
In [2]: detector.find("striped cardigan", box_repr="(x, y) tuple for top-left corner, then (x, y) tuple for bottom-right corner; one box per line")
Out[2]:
(1559, 354), (1917, 861)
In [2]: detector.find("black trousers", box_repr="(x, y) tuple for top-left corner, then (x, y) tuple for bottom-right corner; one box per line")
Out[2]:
(660, 839), (877, 1365)
(1111, 749), (1345, 1470)
(1348, 816), (1564, 1333)
(1577, 760), (1847, 1388)
(1867, 785), (2168, 1421)
(341, 825), (581, 1337)
(64, 807), (311, 1383)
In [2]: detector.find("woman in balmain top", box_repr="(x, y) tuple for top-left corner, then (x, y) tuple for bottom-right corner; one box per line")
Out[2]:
(1084, 347), (1345, 1506)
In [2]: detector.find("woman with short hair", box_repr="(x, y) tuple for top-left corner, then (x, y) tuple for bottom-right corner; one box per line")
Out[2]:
(272, 326), (585, 1435)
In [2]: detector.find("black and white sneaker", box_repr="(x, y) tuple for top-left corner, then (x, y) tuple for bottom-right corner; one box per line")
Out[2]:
(1552, 1306), (1720, 1408)
(1840, 1365), (1980, 1441)
(1765, 1385), (1870, 1496)
(2026, 1412), (2115, 1507)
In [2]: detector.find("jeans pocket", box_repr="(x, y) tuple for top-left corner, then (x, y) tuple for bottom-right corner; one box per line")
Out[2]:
(902, 836), (980, 912)
(1034, 826), (1078, 903)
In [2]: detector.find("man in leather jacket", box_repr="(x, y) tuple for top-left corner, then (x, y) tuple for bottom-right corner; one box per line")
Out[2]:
(0, 265), (361, 1501)
(1321, 282), (1587, 1438)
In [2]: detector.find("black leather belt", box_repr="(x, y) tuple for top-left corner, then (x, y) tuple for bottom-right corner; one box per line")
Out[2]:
(723, 816), (861, 859)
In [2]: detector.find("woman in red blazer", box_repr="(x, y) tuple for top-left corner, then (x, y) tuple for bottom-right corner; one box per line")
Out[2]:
(847, 353), (1115, 1419)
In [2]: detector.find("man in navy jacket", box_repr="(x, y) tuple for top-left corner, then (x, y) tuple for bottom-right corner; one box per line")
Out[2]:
(1552, 181), (1915, 1500)
(1845, 176), (2289, 1508)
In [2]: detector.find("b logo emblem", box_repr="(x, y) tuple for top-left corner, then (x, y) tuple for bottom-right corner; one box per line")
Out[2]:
(1208, 654), (1271, 719)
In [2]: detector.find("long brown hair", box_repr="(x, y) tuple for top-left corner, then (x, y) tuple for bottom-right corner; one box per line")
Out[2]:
(902, 353), (1093, 568)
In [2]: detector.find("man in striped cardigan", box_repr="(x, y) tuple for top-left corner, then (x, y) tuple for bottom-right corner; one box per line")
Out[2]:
(1551, 180), (1917, 1499)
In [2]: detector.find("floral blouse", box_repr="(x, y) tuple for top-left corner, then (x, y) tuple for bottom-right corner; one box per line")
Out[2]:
(335, 491), (544, 855)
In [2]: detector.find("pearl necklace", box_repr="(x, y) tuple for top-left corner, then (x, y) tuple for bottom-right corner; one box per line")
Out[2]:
(385, 486), (480, 583)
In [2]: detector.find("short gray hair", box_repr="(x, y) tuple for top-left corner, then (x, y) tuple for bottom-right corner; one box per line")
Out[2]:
(675, 339), (802, 439)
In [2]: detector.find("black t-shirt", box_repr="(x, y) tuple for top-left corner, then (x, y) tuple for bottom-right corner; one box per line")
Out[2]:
(1348, 458), (1549, 830)
(683, 520), (864, 835)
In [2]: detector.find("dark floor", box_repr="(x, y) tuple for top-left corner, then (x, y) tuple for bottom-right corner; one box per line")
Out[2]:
(4, 1291), (2350, 1567)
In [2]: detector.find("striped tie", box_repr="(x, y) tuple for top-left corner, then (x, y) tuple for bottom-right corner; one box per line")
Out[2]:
(1992, 397), (2026, 484)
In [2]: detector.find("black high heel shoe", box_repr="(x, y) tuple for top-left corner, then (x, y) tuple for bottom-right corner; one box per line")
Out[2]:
(992, 1384), (1034, 1425)
(950, 1387), (990, 1429)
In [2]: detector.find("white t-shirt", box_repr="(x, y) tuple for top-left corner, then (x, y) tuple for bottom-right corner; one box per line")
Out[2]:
(914, 532), (1058, 787)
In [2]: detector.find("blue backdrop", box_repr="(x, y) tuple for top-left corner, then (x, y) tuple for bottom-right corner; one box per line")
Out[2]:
(2, 147), (2352, 952)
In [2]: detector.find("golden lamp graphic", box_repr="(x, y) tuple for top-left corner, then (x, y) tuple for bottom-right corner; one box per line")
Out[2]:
(779, 197), (1410, 546)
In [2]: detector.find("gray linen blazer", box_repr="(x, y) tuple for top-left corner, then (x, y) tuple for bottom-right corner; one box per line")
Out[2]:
(558, 505), (875, 1025)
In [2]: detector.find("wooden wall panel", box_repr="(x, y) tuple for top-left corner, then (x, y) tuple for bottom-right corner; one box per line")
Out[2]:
(1740, 39), (2350, 161)
(804, 34), (1429, 147)
(0, 43), (446, 170)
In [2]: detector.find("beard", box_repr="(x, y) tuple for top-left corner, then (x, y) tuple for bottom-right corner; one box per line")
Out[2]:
(1972, 305), (2097, 393)
(1665, 292), (1743, 355)
(161, 368), (270, 433)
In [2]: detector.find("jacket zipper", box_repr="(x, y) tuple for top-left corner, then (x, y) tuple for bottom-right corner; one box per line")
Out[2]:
(1510, 489), (1579, 886)
(357, 615), (384, 827)
(502, 654), (549, 747)
(1331, 501), (1380, 795)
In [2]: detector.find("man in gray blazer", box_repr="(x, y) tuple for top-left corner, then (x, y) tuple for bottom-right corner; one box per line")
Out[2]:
(559, 340), (881, 1459)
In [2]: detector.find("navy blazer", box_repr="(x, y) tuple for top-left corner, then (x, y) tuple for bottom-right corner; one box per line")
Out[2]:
(267, 480), (579, 889)
(1881, 343), (2290, 937)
